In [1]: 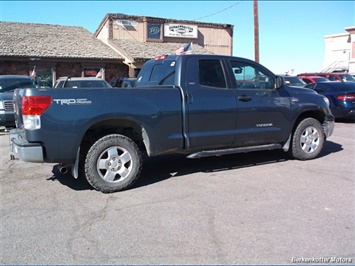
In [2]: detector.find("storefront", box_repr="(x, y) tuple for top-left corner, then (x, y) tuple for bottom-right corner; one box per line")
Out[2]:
(95, 13), (234, 77)
(0, 22), (127, 86)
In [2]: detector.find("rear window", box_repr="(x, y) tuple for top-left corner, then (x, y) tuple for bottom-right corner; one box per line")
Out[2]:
(199, 59), (226, 88)
(136, 59), (176, 87)
(0, 78), (37, 92)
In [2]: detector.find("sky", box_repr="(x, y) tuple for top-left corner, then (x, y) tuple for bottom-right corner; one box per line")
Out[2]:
(0, 1), (354, 74)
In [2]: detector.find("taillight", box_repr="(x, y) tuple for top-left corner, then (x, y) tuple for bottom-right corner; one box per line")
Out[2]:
(22, 96), (52, 115)
(337, 94), (355, 101)
(22, 96), (52, 130)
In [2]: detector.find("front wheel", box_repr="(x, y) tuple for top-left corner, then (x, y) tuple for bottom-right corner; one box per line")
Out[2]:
(289, 118), (324, 160)
(84, 134), (142, 193)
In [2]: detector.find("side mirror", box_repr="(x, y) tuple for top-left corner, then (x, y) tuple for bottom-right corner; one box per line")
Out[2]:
(234, 68), (243, 74)
(275, 76), (284, 89)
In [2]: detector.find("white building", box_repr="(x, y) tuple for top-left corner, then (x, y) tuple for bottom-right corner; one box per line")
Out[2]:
(323, 26), (355, 73)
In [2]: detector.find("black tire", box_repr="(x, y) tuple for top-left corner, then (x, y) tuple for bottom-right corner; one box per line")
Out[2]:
(84, 134), (142, 193)
(289, 118), (324, 160)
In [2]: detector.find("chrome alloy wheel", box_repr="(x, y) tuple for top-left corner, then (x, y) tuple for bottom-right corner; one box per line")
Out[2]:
(96, 146), (133, 183)
(300, 126), (320, 153)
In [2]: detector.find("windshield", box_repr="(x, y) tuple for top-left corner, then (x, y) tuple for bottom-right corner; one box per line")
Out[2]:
(284, 76), (306, 86)
(339, 74), (355, 82)
(55, 80), (112, 88)
(0, 78), (37, 92)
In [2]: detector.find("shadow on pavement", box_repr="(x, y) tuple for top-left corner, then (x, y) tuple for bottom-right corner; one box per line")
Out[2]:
(48, 165), (94, 192)
(47, 139), (343, 192)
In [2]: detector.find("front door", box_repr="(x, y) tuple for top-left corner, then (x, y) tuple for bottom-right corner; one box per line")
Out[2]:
(227, 59), (291, 147)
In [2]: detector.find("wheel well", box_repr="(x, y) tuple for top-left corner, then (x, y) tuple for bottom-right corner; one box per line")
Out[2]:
(80, 119), (148, 157)
(292, 111), (325, 134)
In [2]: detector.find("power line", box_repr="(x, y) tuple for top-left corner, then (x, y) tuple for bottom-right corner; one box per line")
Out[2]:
(192, 1), (244, 21)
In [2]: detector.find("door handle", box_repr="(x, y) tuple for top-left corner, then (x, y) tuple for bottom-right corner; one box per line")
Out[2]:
(238, 95), (252, 102)
(186, 93), (193, 104)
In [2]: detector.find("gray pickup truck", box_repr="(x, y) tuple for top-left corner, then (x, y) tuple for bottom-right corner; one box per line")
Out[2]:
(0, 75), (37, 128)
(9, 54), (334, 193)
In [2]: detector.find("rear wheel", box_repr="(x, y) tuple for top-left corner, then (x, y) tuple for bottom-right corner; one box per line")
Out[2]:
(84, 134), (142, 193)
(289, 118), (324, 160)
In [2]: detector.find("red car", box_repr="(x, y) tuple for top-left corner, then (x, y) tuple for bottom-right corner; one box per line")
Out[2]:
(298, 72), (355, 82)
(298, 75), (329, 84)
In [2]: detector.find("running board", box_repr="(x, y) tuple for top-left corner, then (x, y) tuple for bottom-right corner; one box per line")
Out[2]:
(187, 144), (283, 159)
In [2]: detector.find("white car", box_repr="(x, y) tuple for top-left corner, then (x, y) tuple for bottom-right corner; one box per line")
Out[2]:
(54, 77), (112, 88)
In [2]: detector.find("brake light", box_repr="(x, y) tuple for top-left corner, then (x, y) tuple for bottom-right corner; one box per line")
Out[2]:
(22, 96), (52, 130)
(154, 55), (167, 61)
(337, 94), (355, 101)
(22, 96), (52, 115)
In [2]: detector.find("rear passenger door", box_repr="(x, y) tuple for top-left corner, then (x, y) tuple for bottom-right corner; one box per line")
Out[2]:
(184, 57), (237, 149)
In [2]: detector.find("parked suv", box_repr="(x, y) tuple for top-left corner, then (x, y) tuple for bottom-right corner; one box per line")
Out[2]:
(54, 77), (112, 88)
(0, 75), (37, 128)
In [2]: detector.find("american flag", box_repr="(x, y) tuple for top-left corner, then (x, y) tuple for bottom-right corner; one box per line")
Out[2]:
(30, 66), (36, 79)
(96, 68), (105, 78)
(175, 42), (193, 55)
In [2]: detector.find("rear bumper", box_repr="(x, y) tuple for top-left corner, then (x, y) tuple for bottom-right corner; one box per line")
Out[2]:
(9, 128), (44, 162)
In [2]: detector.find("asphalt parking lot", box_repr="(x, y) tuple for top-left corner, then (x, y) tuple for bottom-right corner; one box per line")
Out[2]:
(1, 121), (354, 265)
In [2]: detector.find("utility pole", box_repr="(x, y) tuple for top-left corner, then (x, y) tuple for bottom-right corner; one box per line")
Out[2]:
(254, 0), (259, 62)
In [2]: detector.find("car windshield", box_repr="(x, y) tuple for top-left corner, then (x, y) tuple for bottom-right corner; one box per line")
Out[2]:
(0, 78), (37, 92)
(339, 74), (355, 82)
(56, 80), (112, 88)
(284, 76), (306, 86)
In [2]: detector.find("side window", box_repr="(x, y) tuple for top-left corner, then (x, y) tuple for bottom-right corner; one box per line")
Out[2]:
(303, 78), (311, 84)
(198, 59), (226, 88)
(314, 84), (327, 92)
(229, 60), (272, 89)
(306, 83), (316, 90)
(328, 75), (337, 81)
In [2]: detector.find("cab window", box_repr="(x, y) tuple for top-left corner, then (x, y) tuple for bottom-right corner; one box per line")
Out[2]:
(198, 59), (226, 88)
(136, 59), (176, 87)
(229, 61), (272, 89)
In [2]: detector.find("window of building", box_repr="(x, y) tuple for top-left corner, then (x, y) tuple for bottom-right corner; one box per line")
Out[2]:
(32, 66), (53, 88)
(147, 23), (162, 41)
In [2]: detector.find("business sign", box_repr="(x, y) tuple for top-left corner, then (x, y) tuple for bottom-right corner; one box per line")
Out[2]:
(147, 23), (161, 39)
(164, 24), (198, 39)
(84, 68), (100, 77)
